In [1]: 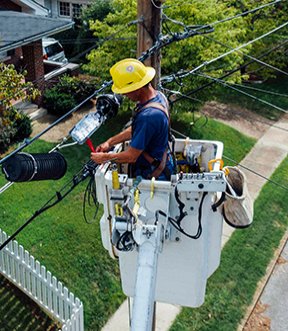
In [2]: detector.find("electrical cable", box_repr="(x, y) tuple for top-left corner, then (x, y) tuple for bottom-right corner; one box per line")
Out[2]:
(3, 4), (286, 169)
(162, 0), (282, 31)
(168, 39), (288, 104)
(0, 81), (112, 166)
(195, 72), (288, 113)
(246, 49), (288, 76)
(150, 0), (164, 10)
(223, 154), (288, 193)
(138, 24), (214, 62)
(166, 190), (208, 240)
(0, 160), (98, 251)
(162, 14), (188, 29)
(203, 35), (288, 77)
(209, 0), (283, 28)
(225, 82), (288, 98)
(116, 231), (135, 251)
(160, 85), (204, 104)
(70, 19), (139, 62)
(161, 21), (288, 84)
(83, 173), (99, 224)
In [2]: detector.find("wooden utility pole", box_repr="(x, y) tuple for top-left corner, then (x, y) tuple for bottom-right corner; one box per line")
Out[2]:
(137, 0), (164, 88)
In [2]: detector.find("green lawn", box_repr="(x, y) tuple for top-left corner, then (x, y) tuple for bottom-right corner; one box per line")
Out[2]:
(0, 111), (255, 330)
(170, 157), (288, 330)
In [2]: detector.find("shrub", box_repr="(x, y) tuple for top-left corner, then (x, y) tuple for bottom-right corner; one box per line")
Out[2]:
(0, 109), (32, 154)
(12, 112), (32, 142)
(43, 87), (77, 116)
(43, 75), (97, 116)
(0, 121), (16, 154)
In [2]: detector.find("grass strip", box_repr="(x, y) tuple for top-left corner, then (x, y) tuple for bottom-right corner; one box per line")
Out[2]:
(0, 112), (255, 330)
(170, 156), (288, 331)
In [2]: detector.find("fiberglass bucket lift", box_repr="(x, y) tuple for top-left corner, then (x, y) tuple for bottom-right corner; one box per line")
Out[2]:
(95, 138), (226, 331)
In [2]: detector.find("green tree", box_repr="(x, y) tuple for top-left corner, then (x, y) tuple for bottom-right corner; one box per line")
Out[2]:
(83, 0), (249, 104)
(222, 0), (288, 79)
(0, 63), (39, 115)
(83, 0), (287, 111)
(81, 0), (113, 24)
(0, 63), (39, 153)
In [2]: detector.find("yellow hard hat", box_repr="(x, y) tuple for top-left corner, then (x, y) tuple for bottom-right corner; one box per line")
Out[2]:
(110, 58), (156, 94)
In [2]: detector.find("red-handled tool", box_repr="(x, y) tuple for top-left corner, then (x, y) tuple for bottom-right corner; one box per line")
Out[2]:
(86, 138), (96, 152)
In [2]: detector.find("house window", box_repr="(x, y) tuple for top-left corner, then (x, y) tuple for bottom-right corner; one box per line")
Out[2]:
(72, 3), (82, 18)
(59, 1), (70, 17)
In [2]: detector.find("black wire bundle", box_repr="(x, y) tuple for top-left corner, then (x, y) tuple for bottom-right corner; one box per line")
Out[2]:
(83, 175), (99, 224)
(116, 231), (135, 251)
(168, 188), (208, 240)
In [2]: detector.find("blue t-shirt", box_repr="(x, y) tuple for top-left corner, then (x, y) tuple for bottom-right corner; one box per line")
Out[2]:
(130, 92), (169, 172)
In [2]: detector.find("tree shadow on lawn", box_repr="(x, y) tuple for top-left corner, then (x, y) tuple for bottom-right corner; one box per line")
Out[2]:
(0, 274), (60, 331)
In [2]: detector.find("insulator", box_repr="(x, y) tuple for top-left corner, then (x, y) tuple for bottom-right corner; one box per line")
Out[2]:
(2, 152), (67, 182)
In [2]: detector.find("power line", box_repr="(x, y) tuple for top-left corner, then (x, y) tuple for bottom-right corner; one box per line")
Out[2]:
(2, 2), (286, 163)
(223, 155), (288, 193)
(209, 0), (283, 28)
(226, 82), (288, 98)
(70, 19), (139, 61)
(168, 39), (288, 104)
(0, 80), (112, 166)
(161, 84), (288, 133)
(195, 72), (288, 113)
(203, 35), (288, 77)
(150, 0), (164, 10)
(180, 21), (288, 79)
(163, 0), (283, 31)
(160, 85), (204, 104)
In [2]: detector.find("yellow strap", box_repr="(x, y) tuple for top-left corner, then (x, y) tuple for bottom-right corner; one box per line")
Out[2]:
(208, 158), (224, 171)
(150, 177), (155, 199)
(133, 188), (140, 216)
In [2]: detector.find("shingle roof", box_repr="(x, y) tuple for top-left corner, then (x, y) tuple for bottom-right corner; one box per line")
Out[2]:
(0, 11), (74, 52)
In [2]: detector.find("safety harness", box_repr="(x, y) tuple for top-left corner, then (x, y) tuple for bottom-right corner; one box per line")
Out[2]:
(133, 93), (175, 179)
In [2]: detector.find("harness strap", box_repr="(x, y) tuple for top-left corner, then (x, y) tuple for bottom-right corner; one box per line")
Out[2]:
(141, 101), (170, 120)
(139, 100), (171, 179)
(148, 149), (168, 179)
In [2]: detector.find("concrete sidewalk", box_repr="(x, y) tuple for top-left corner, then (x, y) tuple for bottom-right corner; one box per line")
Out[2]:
(102, 114), (288, 331)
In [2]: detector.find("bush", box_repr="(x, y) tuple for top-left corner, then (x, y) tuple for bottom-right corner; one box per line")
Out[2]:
(0, 122), (16, 154)
(0, 109), (32, 154)
(43, 87), (77, 116)
(12, 112), (32, 142)
(43, 75), (97, 116)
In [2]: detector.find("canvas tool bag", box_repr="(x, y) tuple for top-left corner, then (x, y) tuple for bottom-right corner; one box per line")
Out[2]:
(222, 166), (254, 228)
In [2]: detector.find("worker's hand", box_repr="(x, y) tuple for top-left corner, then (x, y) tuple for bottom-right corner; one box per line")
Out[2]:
(91, 152), (108, 164)
(95, 141), (110, 152)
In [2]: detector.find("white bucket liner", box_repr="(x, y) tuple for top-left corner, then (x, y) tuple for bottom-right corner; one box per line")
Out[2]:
(223, 166), (254, 228)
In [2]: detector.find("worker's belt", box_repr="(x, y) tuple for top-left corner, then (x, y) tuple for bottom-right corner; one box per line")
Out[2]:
(142, 149), (170, 179)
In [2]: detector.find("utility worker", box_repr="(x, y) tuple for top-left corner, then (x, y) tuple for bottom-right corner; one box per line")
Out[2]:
(91, 58), (175, 180)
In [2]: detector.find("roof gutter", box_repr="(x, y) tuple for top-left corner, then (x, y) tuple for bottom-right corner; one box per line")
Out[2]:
(0, 21), (74, 52)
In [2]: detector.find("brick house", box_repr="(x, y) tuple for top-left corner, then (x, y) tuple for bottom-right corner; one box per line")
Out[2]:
(0, 0), (74, 103)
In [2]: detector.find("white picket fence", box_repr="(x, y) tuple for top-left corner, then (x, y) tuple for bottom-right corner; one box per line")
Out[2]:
(0, 229), (84, 331)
